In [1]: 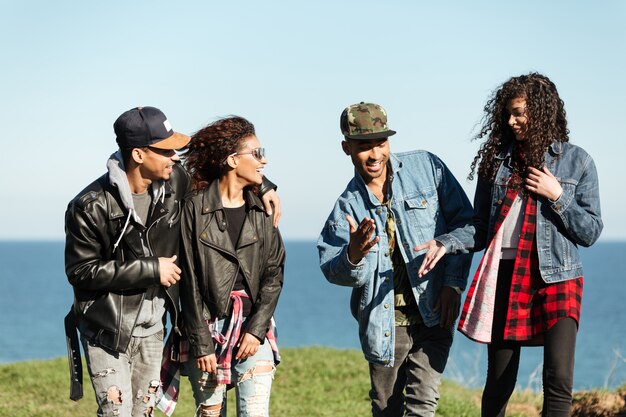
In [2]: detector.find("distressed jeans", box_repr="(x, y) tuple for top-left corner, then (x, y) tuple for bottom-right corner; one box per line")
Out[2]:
(186, 319), (276, 417)
(369, 323), (453, 417)
(81, 329), (164, 417)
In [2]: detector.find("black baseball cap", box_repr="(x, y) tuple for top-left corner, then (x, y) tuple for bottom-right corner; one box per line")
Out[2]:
(114, 106), (190, 150)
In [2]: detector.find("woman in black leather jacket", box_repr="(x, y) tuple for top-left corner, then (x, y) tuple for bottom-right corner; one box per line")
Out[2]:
(180, 116), (285, 417)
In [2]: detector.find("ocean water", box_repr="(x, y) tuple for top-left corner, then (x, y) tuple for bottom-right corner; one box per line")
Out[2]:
(0, 240), (624, 390)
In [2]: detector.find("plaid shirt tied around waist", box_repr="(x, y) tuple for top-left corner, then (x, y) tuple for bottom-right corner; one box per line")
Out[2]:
(156, 290), (280, 416)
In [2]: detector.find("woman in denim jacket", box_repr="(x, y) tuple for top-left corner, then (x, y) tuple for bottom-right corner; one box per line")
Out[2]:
(419, 73), (602, 417)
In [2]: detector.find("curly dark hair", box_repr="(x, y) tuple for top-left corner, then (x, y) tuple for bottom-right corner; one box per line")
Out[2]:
(182, 116), (256, 190)
(469, 73), (569, 189)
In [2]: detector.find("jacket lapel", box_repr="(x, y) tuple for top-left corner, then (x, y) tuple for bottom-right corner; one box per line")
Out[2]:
(198, 182), (237, 258)
(106, 187), (144, 258)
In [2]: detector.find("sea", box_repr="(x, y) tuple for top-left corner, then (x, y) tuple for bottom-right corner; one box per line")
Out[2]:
(0, 240), (624, 391)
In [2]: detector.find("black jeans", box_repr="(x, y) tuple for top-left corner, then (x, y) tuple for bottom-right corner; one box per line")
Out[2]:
(482, 262), (577, 417)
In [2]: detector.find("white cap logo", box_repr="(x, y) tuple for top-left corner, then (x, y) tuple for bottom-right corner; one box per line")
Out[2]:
(163, 119), (173, 132)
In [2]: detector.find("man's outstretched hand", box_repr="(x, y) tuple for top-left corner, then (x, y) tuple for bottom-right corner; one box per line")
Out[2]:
(414, 240), (446, 277)
(346, 215), (379, 265)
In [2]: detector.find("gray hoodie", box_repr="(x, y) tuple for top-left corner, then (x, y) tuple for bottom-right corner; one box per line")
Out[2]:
(106, 151), (166, 337)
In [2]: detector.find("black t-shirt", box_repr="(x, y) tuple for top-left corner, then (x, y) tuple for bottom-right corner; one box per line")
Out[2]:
(223, 205), (252, 317)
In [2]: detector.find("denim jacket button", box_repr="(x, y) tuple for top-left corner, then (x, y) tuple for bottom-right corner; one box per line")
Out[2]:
(376, 208), (382, 214)
(384, 304), (389, 309)
(384, 331), (390, 337)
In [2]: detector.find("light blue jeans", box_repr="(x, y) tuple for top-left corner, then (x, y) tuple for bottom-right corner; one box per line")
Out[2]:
(186, 320), (276, 417)
(81, 329), (164, 417)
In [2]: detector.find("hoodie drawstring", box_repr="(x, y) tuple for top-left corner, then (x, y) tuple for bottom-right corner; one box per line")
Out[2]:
(113, 211), (132, 253)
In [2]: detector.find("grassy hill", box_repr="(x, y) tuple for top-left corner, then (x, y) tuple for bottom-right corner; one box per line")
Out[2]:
(0, 347), (623, 417)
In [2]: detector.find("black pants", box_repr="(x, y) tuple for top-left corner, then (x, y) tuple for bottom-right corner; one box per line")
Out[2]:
(482, 260), (577, 417)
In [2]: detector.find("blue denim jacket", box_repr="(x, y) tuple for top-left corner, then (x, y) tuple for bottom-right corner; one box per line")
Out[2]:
(317, 151), (474, 366)
(472, 141), (603, 282)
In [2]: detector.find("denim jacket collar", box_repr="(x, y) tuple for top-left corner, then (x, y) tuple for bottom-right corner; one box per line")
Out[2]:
(353, 153), (403, 208)
(496, 140), (564, 162)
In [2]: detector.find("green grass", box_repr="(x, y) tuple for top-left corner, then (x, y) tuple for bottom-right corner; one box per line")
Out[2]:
(0, 347), (544, 417)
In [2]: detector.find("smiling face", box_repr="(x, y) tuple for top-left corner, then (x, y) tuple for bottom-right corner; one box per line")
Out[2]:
(137, 146), (180, 181)
(342, 138), (389, 184)
(232, 135), (266, 186)
(506, 97), (529, 141)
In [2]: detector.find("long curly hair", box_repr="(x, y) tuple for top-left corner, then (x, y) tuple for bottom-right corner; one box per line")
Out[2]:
(469, 73), (569, 189)
(182, 116), (256, 190)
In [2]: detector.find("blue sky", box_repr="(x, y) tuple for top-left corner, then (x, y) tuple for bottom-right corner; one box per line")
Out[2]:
(1, 1), (624, 240)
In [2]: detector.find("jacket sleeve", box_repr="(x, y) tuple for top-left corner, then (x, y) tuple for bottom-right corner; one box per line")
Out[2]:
(64, 201), (160, 291)
(317, 211), (377, 288)
(547, 154), (603, 247)
(179, 198), (215, 358)
(430, 156), (476, 256)
(245, 217), (286, 341)
(425, 156), (474, 289)
(257, 176), (277, 197)
(470, 177), (492, 252)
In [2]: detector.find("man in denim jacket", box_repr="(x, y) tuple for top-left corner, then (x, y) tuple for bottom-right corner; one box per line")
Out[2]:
(318, 102), (474, 416)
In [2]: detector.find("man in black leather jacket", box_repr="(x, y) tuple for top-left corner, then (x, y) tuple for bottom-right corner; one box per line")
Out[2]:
(64, 107), (279, 417)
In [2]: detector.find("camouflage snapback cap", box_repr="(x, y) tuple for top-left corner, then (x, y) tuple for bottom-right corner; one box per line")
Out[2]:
(340, 102), (396, 140)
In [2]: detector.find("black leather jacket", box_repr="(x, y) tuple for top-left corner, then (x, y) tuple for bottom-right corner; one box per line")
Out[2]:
(180, 180), (285, 358)
(64, 162), (191, 353)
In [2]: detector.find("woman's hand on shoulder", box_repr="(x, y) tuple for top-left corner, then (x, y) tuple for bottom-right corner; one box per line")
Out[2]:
(261, 189), (281, 228)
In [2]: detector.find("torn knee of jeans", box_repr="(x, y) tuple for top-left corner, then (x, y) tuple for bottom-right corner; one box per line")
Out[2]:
(148, 379), (160, 394)
(93, 367), (117, 378)
(199, 403), (223, 417)
(198, 376), (225, 392)
(138, 379), (160, 403)
(137, 379), (159, 415)
(106, 385), (122, 405)
(238, 360), (275, 384)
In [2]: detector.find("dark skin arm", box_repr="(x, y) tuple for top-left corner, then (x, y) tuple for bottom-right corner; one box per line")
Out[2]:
(261, 189), (281, 228)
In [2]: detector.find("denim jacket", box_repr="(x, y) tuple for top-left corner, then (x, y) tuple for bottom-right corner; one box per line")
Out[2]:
(472, 141), (603, 282)
(318, 151), (474, 366)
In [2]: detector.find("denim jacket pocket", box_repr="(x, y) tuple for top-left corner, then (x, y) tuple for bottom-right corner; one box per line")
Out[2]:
(403, 191), (437, 230)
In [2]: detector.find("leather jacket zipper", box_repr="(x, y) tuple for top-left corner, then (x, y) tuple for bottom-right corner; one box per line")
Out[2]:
(198, 240), (241, 317)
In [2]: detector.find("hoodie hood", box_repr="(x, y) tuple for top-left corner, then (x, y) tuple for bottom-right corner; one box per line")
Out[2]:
(106, 150), (167, 225)
(106, 151), (166, 252)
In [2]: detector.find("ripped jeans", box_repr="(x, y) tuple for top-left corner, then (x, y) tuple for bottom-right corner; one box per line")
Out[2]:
(81, 329), (164, 417)
(186, 320), (276, 417)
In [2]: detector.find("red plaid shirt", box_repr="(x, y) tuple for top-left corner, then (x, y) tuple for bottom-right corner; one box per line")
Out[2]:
(498, 187), (582, 342)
